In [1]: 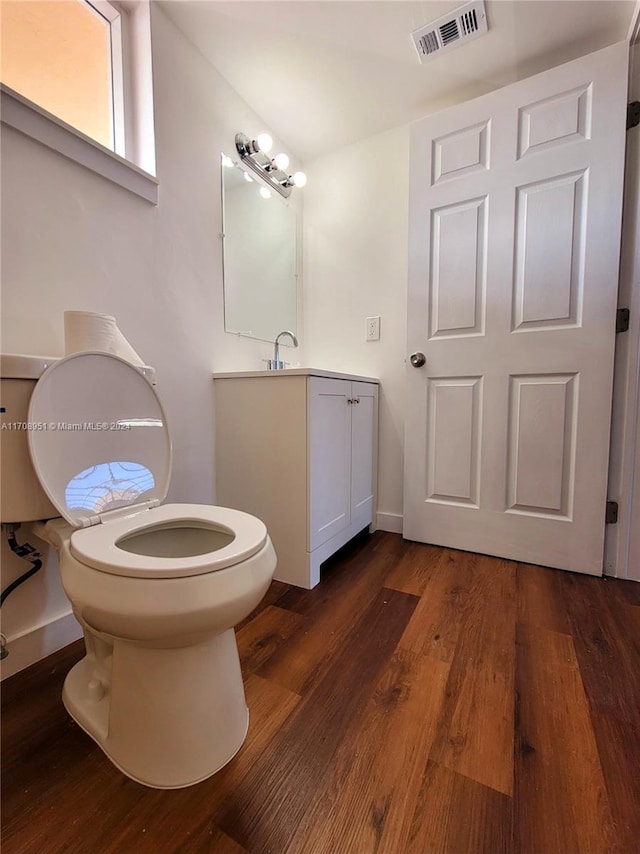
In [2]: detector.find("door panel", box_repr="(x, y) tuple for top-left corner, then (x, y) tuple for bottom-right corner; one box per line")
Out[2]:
(404, 41), (628, 575)
(517, 84), (591, 158)
(506, 373), (577, 517)
(427, 376), (482, 507)
(433, 121), (490, 184)
(430, 197), (487, 338)
(513, 171), (586, 329)
(308, 377), (351, 550)
(350, 381), (376, 529)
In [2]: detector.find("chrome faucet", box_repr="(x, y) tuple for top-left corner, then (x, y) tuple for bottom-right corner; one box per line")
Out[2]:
(268, 330), (298, 370)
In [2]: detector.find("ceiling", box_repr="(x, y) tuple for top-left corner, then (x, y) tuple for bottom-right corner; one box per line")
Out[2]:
(158, 1), (635, 162)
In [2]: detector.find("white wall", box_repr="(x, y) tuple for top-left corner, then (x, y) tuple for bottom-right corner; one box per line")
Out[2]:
(0, 5), (304, 677)
(303, 126), (409, 530)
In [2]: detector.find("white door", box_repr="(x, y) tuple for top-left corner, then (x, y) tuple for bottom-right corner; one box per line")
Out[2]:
(404, 41), (628, 575)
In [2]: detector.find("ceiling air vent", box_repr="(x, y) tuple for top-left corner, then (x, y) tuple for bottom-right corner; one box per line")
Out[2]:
(411, 0), (488, 64)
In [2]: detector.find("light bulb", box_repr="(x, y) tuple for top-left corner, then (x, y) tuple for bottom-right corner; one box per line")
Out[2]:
(221, 154), (234, 168)
(259, 187), (272, 199)
(244, 172), (253, 182)
(293, 171), (307, 188)
(274, 152), (289, 171)
(256, 133), (273, 153)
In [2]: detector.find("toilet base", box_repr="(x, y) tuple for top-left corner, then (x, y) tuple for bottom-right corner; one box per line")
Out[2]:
(63, 627), (250, 788)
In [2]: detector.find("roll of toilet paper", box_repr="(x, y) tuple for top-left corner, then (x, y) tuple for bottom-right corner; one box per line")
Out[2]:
(64, 310), (145, 367)
(64, 310), (118, 355)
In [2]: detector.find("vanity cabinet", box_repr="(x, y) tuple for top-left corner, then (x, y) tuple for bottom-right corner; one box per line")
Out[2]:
(213, 370), (379, 588)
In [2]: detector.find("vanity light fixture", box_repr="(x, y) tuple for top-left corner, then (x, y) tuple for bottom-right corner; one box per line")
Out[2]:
(235, 131), (306, 199)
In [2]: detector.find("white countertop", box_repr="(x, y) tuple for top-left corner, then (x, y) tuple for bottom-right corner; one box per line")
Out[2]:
(212, 367), (379, 383)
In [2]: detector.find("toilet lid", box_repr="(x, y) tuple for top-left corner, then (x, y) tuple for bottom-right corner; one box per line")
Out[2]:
(28, 352), (171, 528)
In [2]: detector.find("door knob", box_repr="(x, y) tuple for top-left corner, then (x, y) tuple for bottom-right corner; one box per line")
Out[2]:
(410, 352), (426, 368)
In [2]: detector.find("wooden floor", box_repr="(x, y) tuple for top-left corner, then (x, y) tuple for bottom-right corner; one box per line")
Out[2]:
(2, 532), (640, 854)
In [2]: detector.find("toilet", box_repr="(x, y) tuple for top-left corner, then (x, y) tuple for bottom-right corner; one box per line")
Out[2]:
(1, 351), (276, 788)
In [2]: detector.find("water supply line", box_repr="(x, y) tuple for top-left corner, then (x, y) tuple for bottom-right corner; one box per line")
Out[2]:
(0, 524), (44, 658)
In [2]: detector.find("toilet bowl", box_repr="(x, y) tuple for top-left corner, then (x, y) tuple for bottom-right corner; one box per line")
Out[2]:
(25, 351), (277, 788)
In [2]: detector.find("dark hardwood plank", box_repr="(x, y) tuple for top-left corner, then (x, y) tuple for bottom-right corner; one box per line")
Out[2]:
(516, 561), (572, 635)
(559, 571), (640, 851)
(428, 554), (517, 796)
(407, 760), (513, 854)
(604, 574), (640, 607)
(514, 622), (616, 854)
(178, 826), (249, 854)
(384, 540), (444, 596)
(396, 546), (478, 663)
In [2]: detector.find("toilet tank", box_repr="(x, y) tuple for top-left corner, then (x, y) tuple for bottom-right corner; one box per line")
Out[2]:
(0, 354), (60, 523)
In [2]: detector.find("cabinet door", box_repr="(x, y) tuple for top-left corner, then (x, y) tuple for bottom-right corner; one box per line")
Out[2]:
(308, 377), (352, 550)
(350, 381), (377, 530)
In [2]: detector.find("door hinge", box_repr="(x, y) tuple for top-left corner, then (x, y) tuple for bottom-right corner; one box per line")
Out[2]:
(628, 101), (640, 130)
(605, 501), (619, 524)
(616, 308), (630, 334)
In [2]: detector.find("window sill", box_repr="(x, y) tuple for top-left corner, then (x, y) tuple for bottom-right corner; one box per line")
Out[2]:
(0, 85), (158, 205)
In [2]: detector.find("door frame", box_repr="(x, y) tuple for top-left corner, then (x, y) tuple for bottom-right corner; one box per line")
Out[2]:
(605, 34), (640, 580)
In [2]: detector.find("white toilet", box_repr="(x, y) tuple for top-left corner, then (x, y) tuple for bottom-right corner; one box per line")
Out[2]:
(1, 351), (276, 788)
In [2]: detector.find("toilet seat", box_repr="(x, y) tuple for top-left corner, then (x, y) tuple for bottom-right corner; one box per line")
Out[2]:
(28, 352), (267, 580)
(69, 503), (268, 579)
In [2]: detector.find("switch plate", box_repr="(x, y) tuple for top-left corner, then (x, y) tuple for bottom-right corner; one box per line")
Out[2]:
(366, 316), (380, 341)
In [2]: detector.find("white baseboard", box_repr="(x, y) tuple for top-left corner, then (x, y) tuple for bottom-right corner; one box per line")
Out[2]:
(0, 609), (82, 680)
(376, 512), (404, 534)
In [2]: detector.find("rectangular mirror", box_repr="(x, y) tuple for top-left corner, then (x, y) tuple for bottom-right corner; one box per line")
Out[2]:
(221, 155), (297, 343)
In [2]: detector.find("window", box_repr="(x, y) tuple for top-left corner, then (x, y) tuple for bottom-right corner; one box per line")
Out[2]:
(2, 0), (122, 152)
(0, 0), (157, 202)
